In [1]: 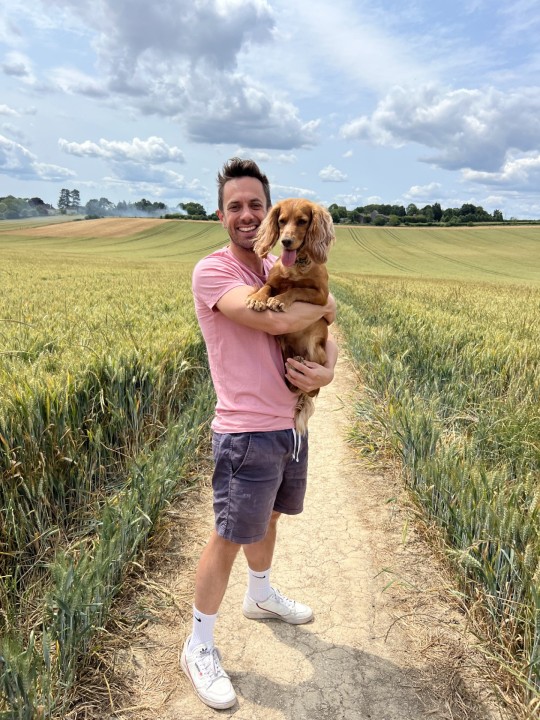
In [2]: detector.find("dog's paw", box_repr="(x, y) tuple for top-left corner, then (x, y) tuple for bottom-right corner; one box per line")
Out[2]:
(246, 296), (267, 311)
(267, 297), (286, 312)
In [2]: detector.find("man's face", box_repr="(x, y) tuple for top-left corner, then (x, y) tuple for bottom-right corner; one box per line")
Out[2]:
(218, 176), (268, 251)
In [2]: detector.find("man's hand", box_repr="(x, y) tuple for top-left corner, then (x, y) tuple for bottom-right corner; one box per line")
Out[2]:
(285, 357), (334, 394)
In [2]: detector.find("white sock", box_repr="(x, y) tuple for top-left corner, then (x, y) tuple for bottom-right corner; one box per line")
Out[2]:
(248, 566), (272, 602)
(188, 605), (217, 651)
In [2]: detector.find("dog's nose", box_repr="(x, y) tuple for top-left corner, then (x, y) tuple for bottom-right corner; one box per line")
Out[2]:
(282, 237), (294, 249)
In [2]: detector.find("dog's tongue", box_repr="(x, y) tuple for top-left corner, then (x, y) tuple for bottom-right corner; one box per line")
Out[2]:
(281, 249), (297, 267)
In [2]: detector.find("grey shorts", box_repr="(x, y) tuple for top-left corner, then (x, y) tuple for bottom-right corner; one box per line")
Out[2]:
(211, 429), (308, 545)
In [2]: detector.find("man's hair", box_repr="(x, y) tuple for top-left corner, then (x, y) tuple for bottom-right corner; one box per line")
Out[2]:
(217, 157), (272, 212)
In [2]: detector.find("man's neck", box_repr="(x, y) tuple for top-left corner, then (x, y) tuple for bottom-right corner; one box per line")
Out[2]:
(228, 242), (264, 275)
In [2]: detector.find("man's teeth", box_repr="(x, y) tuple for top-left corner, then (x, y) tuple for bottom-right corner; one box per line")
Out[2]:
(239, 226), (257, 232)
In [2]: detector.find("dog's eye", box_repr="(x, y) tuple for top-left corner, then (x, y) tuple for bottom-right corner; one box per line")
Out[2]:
(278, 217), (287, 225)
(296, 218), (307, 225)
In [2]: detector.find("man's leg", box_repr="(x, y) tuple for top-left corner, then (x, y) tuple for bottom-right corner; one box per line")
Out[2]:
(242, 510), (313, 625)
(242, 510), (280, 571)
(194, 530), (241, 614)
(181, 531), (240, 710)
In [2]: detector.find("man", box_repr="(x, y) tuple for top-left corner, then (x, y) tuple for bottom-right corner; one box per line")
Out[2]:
(181, 157), (338, 709)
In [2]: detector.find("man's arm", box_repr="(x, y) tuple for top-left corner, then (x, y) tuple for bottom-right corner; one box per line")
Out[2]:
(216, 285), (336, 335)
(285, 334), (338, 394)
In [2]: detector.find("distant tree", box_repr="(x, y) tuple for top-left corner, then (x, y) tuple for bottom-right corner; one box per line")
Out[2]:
(28, 197), (49, 216)
(135, 198), (152, 212)
(432, 202), (443, 222)
(406, 203), (418, 216)
(178, 202), (207, 219)
(85, 197), (115, 217)
(442, 208), (458, 223)
(493, 209), (504, 222)
(208, 212), (219, 221)
(420, 205), (434, 221)
(58, 188), (71, 213)
(70, 189), (81, 212)
(135, 199), (167, 215)
(0, 195), (31, 219)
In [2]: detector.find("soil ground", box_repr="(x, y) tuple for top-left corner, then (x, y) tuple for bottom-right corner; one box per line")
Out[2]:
(104, 351), (512, 720)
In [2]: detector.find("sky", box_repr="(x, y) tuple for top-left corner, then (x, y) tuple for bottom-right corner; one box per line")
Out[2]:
(1, 0), (540, 218)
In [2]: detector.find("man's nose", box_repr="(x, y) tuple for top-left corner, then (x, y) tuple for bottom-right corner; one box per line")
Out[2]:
(240, 205), (255, 219)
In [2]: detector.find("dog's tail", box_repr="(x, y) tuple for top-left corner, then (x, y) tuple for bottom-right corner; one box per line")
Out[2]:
(294, 393), (315, 436)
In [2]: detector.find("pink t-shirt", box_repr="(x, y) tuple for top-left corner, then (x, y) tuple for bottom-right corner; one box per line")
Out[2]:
(192, 246), (297, 433)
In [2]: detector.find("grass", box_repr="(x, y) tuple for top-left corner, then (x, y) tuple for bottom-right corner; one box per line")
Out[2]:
(333, 274), (540, 707)
(0, 248), (216, 717)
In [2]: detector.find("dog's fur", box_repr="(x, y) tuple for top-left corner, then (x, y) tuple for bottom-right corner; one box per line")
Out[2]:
(246, 198), (335, 433)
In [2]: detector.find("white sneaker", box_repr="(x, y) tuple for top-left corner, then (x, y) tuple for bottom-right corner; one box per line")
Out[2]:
(180, 636), (237, 710)
(242, 587), (313, 624)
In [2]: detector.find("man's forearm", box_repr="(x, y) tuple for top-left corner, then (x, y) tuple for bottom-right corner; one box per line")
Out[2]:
(268, 296), (335, 335)
(216, 285), (336, 335)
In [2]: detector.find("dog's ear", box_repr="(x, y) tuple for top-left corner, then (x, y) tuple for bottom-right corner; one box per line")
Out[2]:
(306, 204), (335, 264)
(254, 203), (281, 258)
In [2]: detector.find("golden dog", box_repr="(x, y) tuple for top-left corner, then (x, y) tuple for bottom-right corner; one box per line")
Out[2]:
(246, 198), (335, 433)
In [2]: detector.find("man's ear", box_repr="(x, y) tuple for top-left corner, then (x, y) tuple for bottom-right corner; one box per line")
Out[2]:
(217, 210), (226, 228)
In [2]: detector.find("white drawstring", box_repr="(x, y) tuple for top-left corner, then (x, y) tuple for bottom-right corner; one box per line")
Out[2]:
(292, 429), (302, 462)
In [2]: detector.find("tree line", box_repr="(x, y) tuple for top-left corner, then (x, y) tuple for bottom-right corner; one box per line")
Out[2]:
(0, 191), (524, 225)
(328, 201), (505, 225)
(0, 191), (218, 221)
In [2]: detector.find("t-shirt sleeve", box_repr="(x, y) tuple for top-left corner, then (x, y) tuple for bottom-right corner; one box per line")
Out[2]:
(192, 255), (250, 310)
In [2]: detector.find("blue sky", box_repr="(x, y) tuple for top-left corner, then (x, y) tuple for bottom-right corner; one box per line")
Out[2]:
(1, 0), (539, 218)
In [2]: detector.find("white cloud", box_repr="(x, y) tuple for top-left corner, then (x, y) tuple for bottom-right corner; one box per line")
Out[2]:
(272, 183), (317, 200)
(51, 68), (108, 98)
(105, 164), (200, 190)
(1, 51), (35, 82)
(319, 165), (347, 182)
(18, 0), (319, 150)
(1, 123), (28, 143)
(59, 136), (185, 164)
(462, 151), (540, 189)
(0, 104), (19, 116)
(404, 182), (442, 201)
(0, 135), (76, 181)
(183, 77), (320, 148)
(340, 84), (540, 173)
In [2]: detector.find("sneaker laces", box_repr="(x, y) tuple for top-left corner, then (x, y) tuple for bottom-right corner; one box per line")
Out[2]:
(194, 646), (228, 688)
(272, 587), (296, 610)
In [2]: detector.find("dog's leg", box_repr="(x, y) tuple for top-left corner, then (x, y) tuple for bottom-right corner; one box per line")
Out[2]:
(246, 283), (273, 311)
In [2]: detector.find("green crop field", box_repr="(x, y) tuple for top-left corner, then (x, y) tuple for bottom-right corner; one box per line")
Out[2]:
(1, 217), (539, 283)
(1, 216), (539, 717)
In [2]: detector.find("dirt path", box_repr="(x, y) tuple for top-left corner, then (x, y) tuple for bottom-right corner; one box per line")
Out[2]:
(111, 352), (509, 720)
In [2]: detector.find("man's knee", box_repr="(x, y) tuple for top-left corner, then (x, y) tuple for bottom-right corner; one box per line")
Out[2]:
(207, 530), (242, 558)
